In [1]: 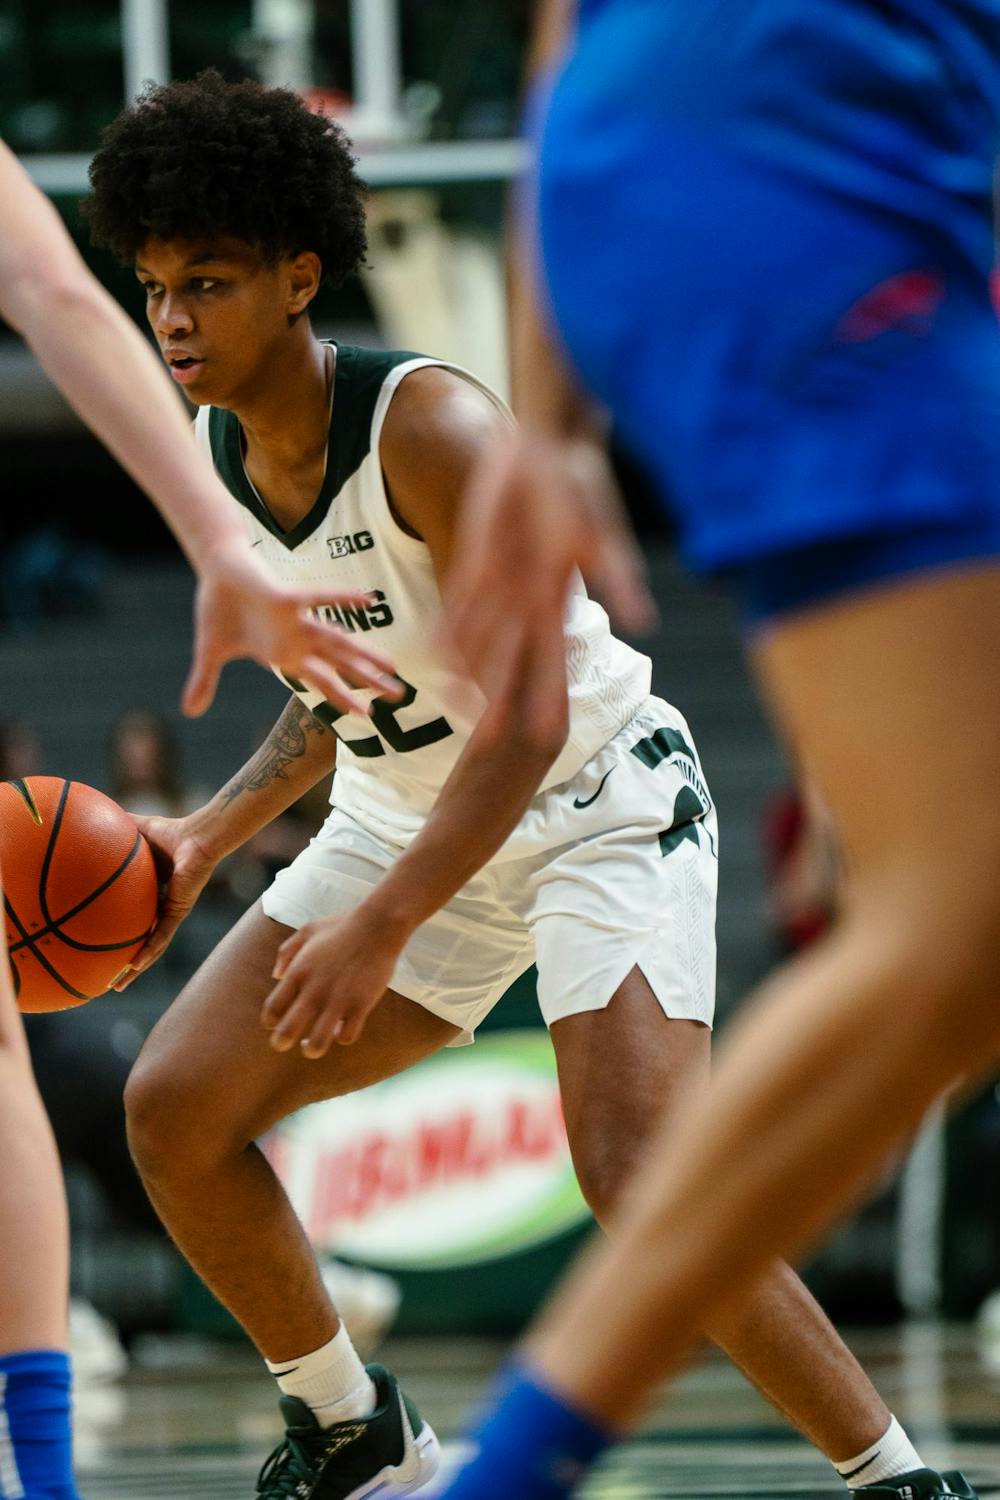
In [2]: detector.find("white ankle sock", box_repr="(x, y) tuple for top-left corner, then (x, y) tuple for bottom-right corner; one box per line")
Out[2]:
(266, 1326), (377, 1429)
(835, 1415), (925, 1488)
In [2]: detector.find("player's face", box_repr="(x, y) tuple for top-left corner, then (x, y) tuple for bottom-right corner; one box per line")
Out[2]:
(135, 236), (305, 408)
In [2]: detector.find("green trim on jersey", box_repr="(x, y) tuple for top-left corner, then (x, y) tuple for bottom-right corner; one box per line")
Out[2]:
(207, 343), (420, 551)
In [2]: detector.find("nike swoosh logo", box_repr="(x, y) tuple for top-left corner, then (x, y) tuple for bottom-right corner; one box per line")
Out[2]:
(573, 766), (616, 809)
(250, 538), (263, 547)
(842, 1451), (881, 1482)
(269, 1363), (299, 1376)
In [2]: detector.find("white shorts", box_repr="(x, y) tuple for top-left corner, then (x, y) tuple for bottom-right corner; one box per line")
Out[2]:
(263, 697), (718, 1044)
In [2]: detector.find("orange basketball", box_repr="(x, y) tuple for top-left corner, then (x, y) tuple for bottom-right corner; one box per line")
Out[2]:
(0, 777), (159, 1013)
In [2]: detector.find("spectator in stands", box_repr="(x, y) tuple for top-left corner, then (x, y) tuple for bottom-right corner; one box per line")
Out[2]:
(762, 780), (841, 957)
(0, 524), (108, 632)
(107, 709), (205, 819)
(0, 719), (43, 782)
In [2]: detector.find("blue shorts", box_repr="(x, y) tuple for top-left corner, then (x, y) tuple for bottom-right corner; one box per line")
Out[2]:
(535, 0), (1000, 618)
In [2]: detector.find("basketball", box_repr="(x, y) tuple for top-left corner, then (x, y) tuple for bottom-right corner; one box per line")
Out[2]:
(0, 777), (159, 1013)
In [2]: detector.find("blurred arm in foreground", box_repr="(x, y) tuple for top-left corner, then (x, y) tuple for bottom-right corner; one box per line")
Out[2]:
(443, 0), (655, 737)
(0, 140), (398, 718)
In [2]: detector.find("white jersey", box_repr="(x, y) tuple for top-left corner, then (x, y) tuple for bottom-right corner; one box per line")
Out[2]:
(195, 344), (652, 849)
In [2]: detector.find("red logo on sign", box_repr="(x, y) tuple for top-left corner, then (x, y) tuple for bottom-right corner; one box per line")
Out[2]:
(299, 1095), (569, 1239)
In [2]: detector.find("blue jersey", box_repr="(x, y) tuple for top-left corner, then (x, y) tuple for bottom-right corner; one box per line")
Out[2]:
(576, 0), (1000, 96)
(533, 0), (1000, 612)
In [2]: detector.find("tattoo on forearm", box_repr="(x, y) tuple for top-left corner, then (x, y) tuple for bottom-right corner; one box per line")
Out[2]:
(221, 699), (328, 804)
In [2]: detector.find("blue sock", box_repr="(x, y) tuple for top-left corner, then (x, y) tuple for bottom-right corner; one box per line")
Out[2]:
(0, 1350), (80, 1499)
(440, 1361), (613, 1499)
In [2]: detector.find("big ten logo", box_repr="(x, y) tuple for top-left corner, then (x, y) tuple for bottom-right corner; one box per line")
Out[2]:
(327, 530), (374, 559)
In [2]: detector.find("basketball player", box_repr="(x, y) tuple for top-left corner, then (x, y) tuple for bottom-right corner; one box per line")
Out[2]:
(435, 3), (1000, 1497)
(0, 138), (399, 1500)
(86, 72), (945, 1500)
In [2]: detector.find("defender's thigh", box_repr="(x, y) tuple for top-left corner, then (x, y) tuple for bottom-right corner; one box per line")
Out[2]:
(754, 564), (1000, 1059)
(756, 566), (1000, 891)
(128, 901), (459, 1147)
(551, 968), (709, 1227)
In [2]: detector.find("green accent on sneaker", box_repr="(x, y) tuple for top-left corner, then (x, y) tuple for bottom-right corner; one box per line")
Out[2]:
(850, 1468), (980, 1499)
(255, 1363), (430, 1499)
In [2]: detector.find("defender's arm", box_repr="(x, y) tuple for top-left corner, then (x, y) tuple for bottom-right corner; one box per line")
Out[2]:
(443, 1), (654, 710)
(0, 141), (397, 717)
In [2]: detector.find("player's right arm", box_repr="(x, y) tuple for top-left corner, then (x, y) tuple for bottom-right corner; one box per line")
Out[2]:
(527, 0), (578, 76)
(0, 140), (399, 718)
(113, 695), (338, 985)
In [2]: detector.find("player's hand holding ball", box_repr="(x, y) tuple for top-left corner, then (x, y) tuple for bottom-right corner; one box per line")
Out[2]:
(112, 810), (222, 989)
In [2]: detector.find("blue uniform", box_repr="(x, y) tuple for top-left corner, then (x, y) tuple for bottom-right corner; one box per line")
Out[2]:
(534, 0), (1000, 618)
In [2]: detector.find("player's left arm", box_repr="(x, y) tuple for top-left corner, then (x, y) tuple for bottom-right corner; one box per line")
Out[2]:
(261, 368), (571, 1058)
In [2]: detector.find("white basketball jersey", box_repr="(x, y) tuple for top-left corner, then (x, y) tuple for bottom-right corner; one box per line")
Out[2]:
(195, 344), (652, 847)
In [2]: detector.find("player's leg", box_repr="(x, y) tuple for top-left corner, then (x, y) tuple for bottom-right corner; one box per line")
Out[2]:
(125, 900), (457, 1359)
(125, 899), (453, 1494)
(0, 883), (80, 1498)
(551, 975), (910, 1479)
(0, 964), (67, 1355)
(525, 562), (1000, 1431)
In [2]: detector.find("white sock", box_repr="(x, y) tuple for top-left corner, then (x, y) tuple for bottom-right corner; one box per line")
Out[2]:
(266, 1326), (377, 1429)
(835, 1415), (925, 1488)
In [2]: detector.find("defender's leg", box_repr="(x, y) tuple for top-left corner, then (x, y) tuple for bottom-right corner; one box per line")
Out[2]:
(0, 955), (68, 1356)
(532, 565), (1000, 1428)
(0, 872), (80, 1497)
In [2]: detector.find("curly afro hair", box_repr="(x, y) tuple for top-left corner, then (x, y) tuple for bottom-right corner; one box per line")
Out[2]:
(84, 70), (367, 286)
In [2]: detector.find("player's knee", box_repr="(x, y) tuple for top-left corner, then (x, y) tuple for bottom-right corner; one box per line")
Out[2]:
(124, 1057), (175, 1176)
(575, 1168), (618, 1229)
(849, 884), (1000, 1070)
(570, 1137), (636, 1229)
(918, 928), (1000, 1069)
(124, 1051), (212, 1182)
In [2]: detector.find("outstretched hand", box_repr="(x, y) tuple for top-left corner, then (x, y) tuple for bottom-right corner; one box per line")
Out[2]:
(183, 542), (403, 718)
(443, 431), (656, 738)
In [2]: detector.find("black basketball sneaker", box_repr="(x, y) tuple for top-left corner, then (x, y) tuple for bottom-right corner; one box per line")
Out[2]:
(255, 1363), (440, 1499)
(850, 1469), (979, 1498)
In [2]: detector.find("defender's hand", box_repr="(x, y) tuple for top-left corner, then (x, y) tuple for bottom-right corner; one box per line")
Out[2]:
(112, 813), (220, 988)
(183, 542), (402, 718)
(261, 909), (403, 1057)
